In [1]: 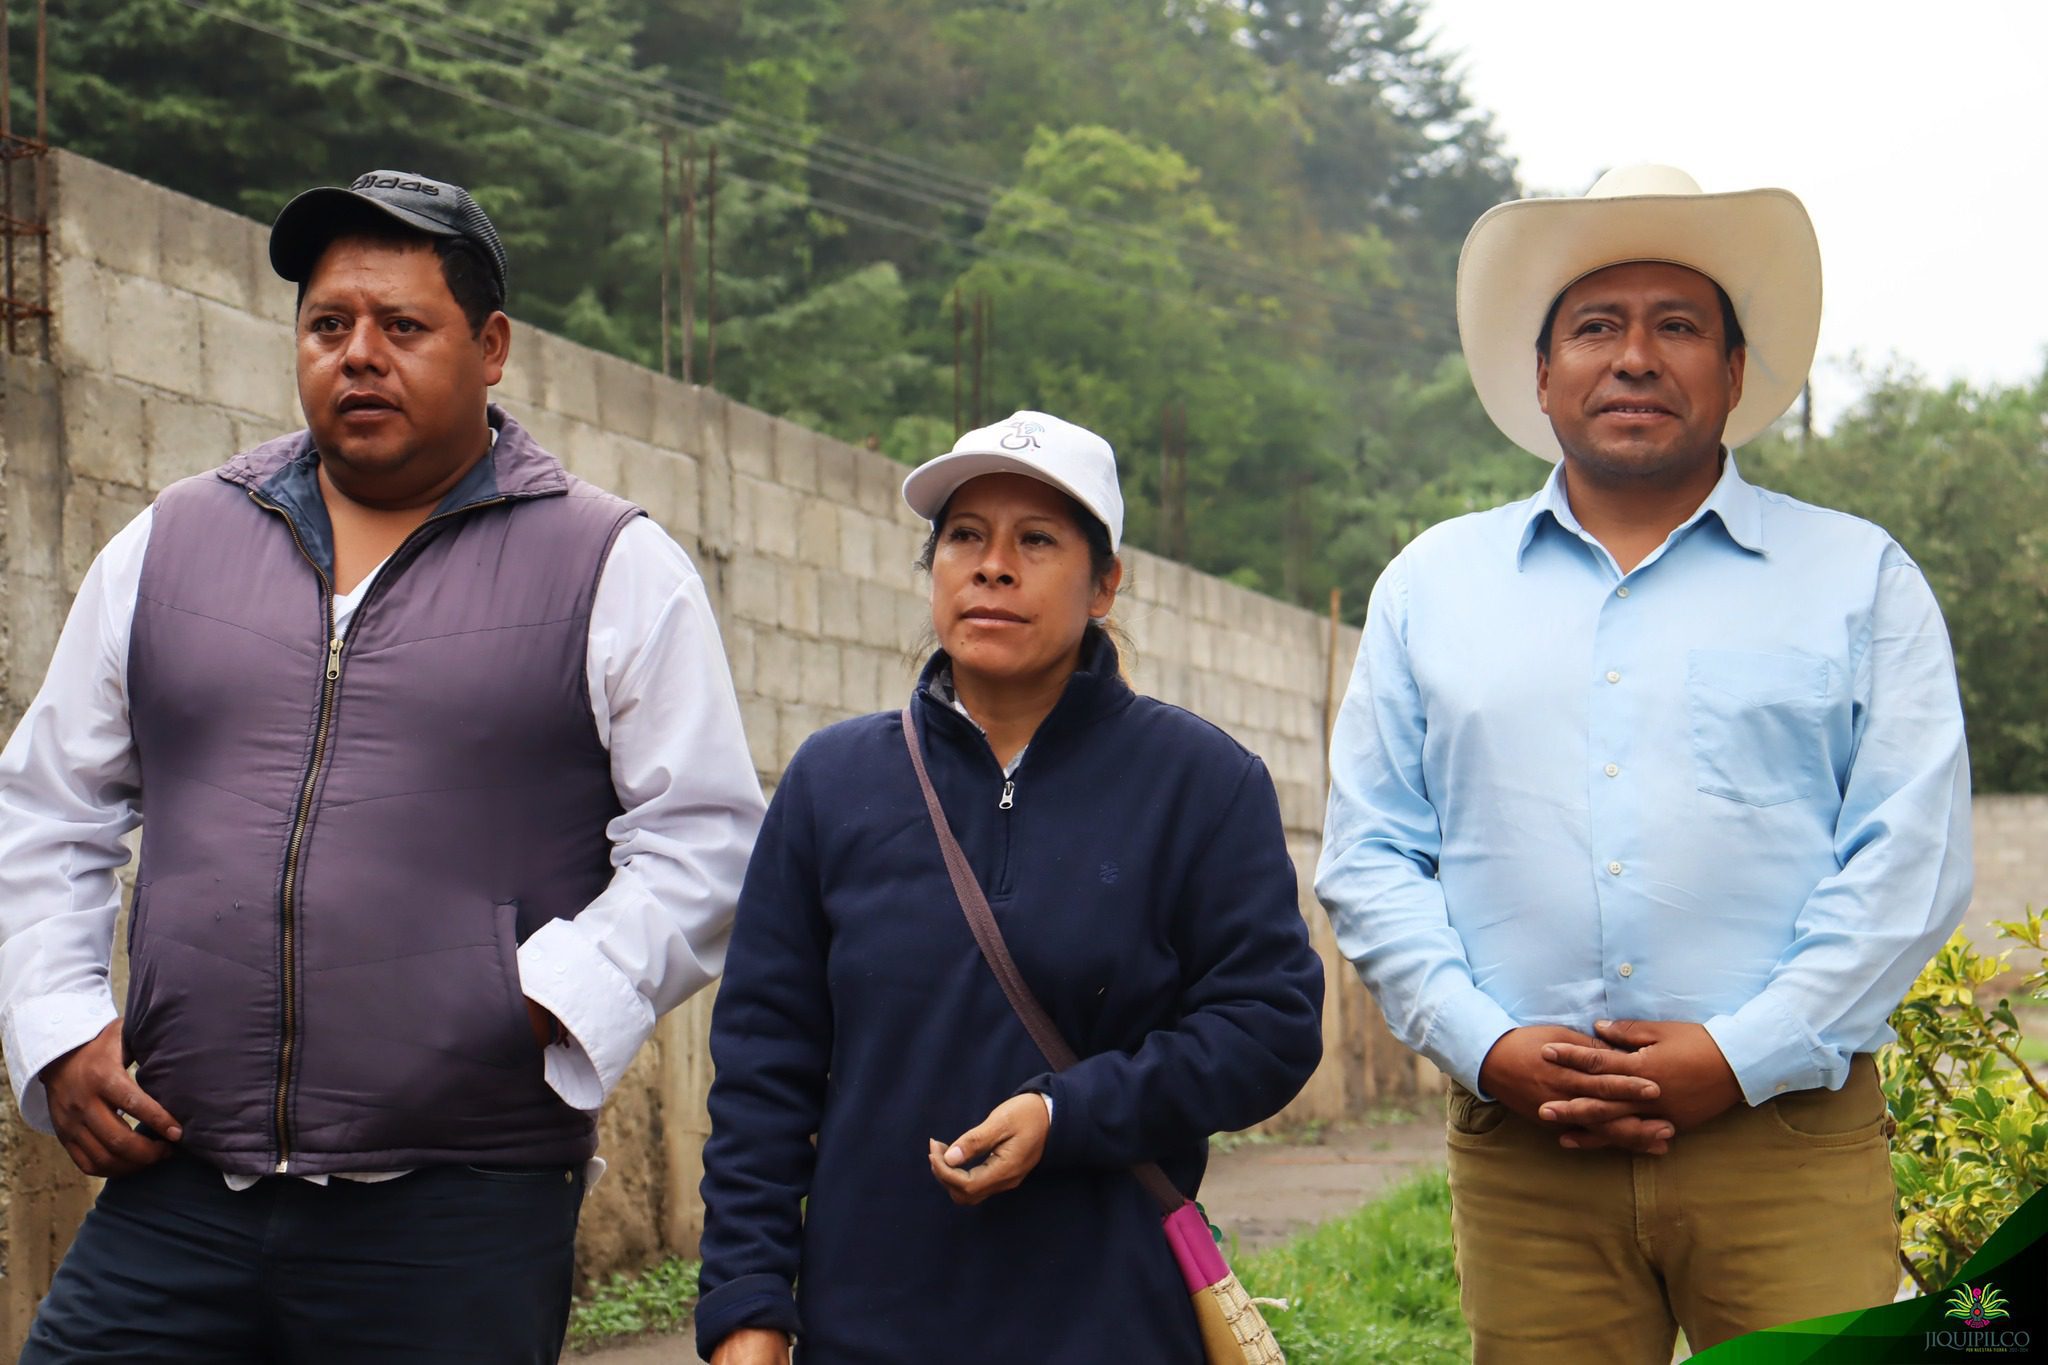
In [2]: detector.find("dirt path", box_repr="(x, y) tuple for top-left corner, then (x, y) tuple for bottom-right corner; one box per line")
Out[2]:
(575, 1107), (1448, 1362)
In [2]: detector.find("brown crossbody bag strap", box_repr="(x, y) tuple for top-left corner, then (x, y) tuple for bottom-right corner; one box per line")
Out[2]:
(901, 706), (1188, 1216)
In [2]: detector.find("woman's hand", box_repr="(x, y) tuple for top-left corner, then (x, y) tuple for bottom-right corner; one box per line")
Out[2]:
(709, 1328), (791, 1364)
(927, 1093), (1051, 1206)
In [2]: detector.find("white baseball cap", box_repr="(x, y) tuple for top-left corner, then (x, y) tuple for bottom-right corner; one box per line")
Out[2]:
(902, 410), (1125, 552)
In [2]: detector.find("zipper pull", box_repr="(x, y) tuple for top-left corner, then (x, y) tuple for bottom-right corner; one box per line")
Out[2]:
(325, 635), (343, 681)
(999, 780), (1015, 811)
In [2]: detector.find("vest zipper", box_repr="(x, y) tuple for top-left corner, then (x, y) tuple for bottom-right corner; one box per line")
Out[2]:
(999, 780), (1015, 810)
(247, 487), (508, 1174)
(248, 489), (335, 1175)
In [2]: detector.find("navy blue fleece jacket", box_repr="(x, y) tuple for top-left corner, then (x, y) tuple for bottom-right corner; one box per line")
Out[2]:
(694, 636), (1325, 1363)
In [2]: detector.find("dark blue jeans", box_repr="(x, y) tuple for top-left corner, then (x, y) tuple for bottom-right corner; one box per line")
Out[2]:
(19, 1153), (586, 1363)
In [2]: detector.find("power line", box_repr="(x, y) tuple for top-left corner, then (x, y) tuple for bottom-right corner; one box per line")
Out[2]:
(340, 0), (1438, 326)
(165, 0), (1455, 359)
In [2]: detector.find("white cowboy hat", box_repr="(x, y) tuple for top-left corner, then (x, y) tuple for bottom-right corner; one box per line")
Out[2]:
(1457, 164), (1822, 461)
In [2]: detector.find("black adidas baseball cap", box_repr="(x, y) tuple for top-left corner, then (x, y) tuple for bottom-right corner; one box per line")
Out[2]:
(269, 169), (509, 302)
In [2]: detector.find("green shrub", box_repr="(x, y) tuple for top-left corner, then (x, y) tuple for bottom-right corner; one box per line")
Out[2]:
(1882, 907), (2048, 1293)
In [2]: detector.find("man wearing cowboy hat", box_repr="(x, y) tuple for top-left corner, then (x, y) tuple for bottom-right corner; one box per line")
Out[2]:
(1317, 166), (1971, 1359)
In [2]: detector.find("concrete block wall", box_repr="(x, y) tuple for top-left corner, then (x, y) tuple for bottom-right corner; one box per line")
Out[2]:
(1967, 794), (2048, 946)
(0, 152), (1421, 1348)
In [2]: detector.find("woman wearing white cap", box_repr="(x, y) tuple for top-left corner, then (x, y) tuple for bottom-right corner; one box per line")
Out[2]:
(693, 412), (1325, 1363)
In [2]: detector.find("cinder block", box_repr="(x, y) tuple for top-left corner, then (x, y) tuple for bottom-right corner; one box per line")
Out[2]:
(61, 372), (148, 487)
(50, 258), (111, 373)
(617, 443), (680, 522)
(197, 300), (295, 419)
(720, 620), (757, 690)
(594, 355), (658, 443)
(726, 552), (780, 627)
(778, 564), (821, 637)
(143, 396), (236, 492)
(249, 255), (298, 327)
(724, 402), (774, 481)
(539, 336), (602, 426)
(857, 581), (916, 653)
(770, 420), (819, 492)
(695, 449), (734, 560)
(54, 153), (163, 278)
(739, 695), (778, 777)
(560, 422), (623, 492)
(815, 437), (859, 506)
(795, 496), (840, 570)
(665, 455), (702, 544)
(160, 194), (263, 312)
(756, 631), (802, 703)
(232, 414), (294, 453)
(799, 639), (842, 705)
(817, 575), (862, 641)
(837, 507), (876, 580)
(852, 450), (900, 518)
(61, 478), (152, 593)
(4, 578), (70, 716)
(652, 381), (705, 459)
(496, 338), (544, 408)
(751, 480), (799, 560)
(104, 275), (203, 396)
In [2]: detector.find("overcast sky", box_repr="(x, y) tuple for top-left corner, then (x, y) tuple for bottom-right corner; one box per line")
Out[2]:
(1418, 0), (2048, 426)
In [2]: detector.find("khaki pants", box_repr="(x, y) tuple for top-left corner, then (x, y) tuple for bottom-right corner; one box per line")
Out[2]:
(1445, 1055), (1899, 1363)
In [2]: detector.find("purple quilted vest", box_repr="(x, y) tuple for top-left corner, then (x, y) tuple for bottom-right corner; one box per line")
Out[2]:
(124, 407), (640, 1175)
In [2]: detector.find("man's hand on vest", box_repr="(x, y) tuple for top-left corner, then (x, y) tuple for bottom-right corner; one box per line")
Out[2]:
(39, 1019), (181, 1177)
(1478, 1025), (1675, 1154)
(524, 998), (561, 1049)
(1538, 1020), (1743, 1138)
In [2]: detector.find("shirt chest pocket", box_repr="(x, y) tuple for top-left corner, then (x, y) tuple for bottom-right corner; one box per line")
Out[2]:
(1686, 648), (1833, 807)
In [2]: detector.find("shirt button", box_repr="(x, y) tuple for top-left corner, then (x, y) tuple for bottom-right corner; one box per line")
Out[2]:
(1618, 963), (1634, 978)
(1606, 670), (1622, 684)
(1607, 861), (1623, 876)
(1774, 1082), (1789, 1094)
(1604, 763), (1620, 778)
(1615, 585), (1630, 598)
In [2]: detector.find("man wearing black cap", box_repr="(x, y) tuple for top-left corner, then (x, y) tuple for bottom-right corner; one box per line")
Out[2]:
(0, 172), (765, 1361)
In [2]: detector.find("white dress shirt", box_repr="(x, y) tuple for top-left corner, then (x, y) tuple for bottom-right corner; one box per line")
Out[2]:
(0, 503), (766, 1179)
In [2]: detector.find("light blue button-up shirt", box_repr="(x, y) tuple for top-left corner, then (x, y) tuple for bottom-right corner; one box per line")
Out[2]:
(1315, 455), (1972, 1106)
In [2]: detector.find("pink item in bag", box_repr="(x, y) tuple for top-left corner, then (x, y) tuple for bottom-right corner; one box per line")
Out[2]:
(1161, 1202), (1229, 1293)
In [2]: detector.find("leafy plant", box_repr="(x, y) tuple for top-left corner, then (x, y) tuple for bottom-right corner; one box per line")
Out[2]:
(1881, 907), (2048, 1293)
(564, 1254), (700, 1352)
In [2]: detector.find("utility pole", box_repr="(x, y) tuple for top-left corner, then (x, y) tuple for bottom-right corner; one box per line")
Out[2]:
(680, 135), (697, 385)
(705, 144), (718, 388)
(953, 286), (963, 435)
(659, 133), (672, 379)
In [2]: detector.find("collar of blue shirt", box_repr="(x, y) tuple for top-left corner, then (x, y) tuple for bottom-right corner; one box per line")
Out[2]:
(1515, 450), (1769, 571)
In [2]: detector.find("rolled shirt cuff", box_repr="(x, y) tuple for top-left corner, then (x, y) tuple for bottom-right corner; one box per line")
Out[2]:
(695, 1272), (801, 1359)
(1419, 983), (1521, 1100)
(2, 987), (119, 1134)
(517, 919), (656, 1111)
(1704, 993), (1846, 1107)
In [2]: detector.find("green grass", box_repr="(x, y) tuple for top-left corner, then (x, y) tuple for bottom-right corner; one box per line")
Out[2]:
(1236, 1169), (1467, 1364)
(565, 1255), (700, 1353)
